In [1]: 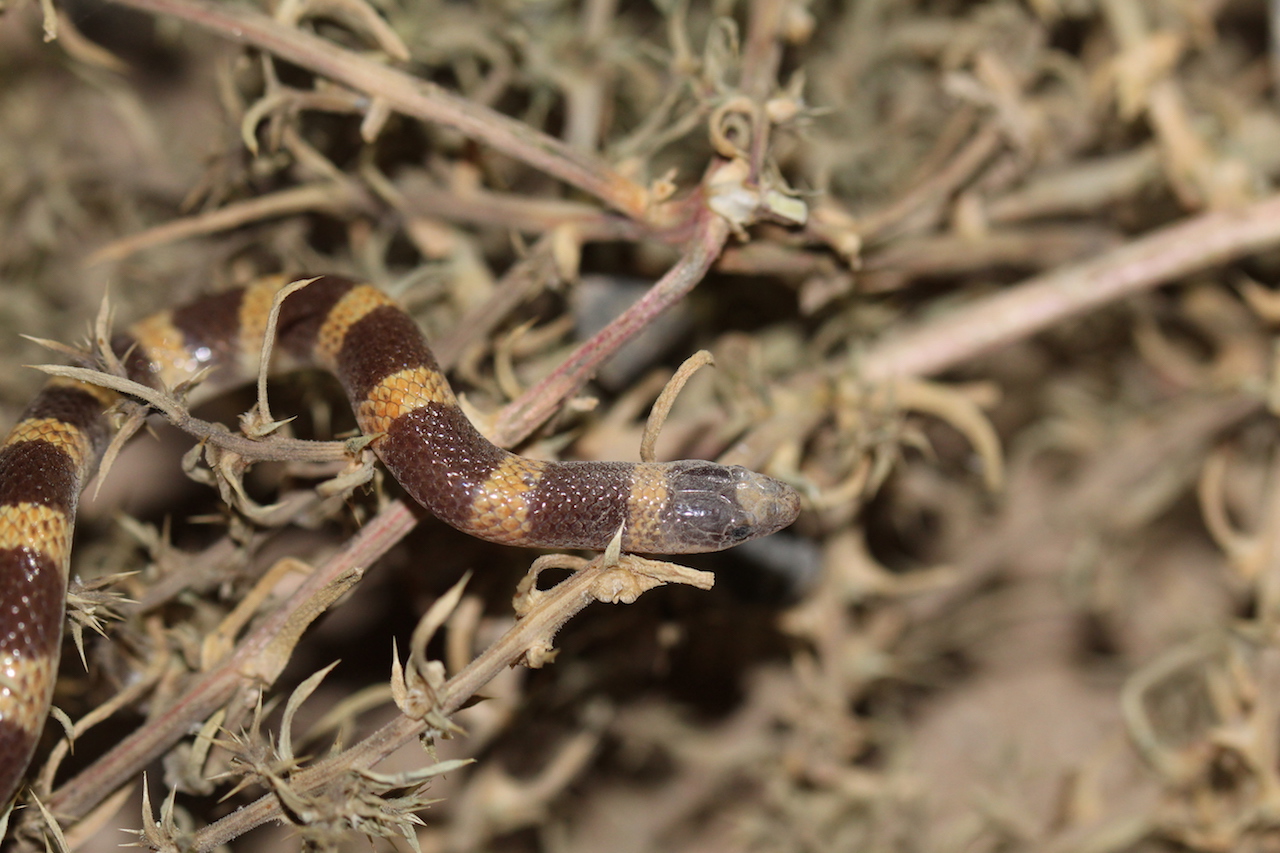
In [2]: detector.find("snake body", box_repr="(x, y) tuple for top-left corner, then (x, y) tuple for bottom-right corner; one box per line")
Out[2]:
(0, 274), (800, 804)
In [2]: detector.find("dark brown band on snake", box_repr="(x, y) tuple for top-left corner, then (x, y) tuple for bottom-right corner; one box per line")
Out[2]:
(0, 274), (801, 803)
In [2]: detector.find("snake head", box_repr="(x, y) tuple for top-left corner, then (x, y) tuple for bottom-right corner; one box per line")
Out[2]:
(660, 461), (801, 553)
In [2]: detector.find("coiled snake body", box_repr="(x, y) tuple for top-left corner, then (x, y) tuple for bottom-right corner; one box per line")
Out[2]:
(0, 275), (800, 804)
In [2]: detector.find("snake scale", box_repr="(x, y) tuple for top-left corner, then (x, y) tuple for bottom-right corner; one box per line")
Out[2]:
(0, 274), (800, 805)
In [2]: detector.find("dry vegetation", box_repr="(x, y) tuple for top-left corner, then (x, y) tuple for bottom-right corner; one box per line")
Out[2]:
(5, 0), (1280, 850)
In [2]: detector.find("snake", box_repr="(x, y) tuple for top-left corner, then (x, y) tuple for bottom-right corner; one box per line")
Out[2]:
(0, 274), (800, 805)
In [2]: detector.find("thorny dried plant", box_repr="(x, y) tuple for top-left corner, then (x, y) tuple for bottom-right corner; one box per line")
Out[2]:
(10, 0), (1280, 851)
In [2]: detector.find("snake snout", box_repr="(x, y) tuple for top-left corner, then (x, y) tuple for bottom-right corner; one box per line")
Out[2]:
(737, 472), (802, 536)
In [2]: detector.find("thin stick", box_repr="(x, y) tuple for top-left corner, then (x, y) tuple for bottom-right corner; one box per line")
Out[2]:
(492, 212), (731, 447)
(640, 350), (715, 464)
(860, 192), (1280, 382)
(87, 183), (366, 265)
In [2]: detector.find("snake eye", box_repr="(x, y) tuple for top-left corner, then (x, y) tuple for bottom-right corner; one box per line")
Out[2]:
(728, 525), (751, 541)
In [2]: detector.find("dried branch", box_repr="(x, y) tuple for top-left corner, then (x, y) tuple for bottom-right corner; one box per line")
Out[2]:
(106, 0), (653, 220)
(861, 193), (1280, 382)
